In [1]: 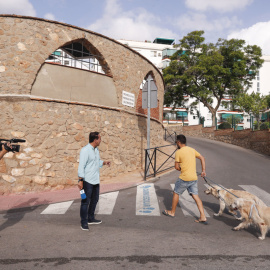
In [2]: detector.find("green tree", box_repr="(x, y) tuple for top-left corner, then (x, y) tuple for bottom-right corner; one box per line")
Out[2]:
(266, 94), (270, 109)
(233, 92), (268, 124)
(226, 115), (241, 130)
(163, 31), (264, 126)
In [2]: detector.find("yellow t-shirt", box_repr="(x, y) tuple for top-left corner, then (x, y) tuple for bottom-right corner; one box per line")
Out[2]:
(175, 146), (201, 181)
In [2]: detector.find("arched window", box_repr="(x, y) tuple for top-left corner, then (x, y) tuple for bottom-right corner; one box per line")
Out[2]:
(45, 39), (110, 75)
(136, 72), (160, 121)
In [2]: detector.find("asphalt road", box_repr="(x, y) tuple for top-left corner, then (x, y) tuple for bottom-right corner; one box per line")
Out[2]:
(0, 137), (270, 269)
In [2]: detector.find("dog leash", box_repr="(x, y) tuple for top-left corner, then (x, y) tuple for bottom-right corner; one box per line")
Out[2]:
(197, 172), (239, 199)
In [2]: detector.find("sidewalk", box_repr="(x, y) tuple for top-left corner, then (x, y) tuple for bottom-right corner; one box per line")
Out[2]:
(0, 171), (146, 211)
(0, 143), (176, 212)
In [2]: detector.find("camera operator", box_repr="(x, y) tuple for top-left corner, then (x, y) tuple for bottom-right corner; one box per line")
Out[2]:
(0, 142), (11, 160)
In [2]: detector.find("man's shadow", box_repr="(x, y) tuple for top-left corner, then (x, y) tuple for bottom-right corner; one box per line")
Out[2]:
(0, 198), (49, 232)
(155, 184), (177, 211)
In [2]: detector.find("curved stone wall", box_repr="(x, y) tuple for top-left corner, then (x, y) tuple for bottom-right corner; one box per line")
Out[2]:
(0, 15), (165, 194)
(0, 15), (164, 118)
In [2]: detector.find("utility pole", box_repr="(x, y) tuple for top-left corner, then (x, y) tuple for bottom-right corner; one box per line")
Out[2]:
(142, 74), (158, 177)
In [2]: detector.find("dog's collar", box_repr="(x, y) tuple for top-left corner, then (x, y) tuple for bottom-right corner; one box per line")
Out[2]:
(217, 190), (225, 202)
(217, 190), (231, 208)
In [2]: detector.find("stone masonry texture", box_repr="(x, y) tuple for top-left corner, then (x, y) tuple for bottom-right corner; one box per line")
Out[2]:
(0, 15), (165, 194)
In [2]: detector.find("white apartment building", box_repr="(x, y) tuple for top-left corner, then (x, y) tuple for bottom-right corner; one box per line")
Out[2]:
(117, 38), (175, 72)
(119, 38), (270, 128)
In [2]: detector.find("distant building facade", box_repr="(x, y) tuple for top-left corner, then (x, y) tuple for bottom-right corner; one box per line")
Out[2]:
(119, 38), (270, 128)
(118, 38), (175, 72)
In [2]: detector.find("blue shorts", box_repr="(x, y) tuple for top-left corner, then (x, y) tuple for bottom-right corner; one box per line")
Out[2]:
(174, 178), (198, 196)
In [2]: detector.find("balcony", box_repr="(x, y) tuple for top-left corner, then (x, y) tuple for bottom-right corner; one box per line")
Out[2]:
(162, 49), (177, 59)
(163, 110), (188, 125)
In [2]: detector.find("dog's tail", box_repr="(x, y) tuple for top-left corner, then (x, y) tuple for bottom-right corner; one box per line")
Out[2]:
(250, 205), (265, 225)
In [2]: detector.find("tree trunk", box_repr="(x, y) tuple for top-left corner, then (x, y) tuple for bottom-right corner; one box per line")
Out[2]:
(212, 113), (216, 127)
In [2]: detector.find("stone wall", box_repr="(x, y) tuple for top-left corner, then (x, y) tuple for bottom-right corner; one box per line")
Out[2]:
(0, 15), (166, 194)
(0, 97), (165, 194)
(0, 15), (164, 120)
(168, 124), (270, 156)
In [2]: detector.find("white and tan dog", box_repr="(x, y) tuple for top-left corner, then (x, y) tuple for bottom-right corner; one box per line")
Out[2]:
(230, 198), (270, 240)
(204, 185), (266, 219)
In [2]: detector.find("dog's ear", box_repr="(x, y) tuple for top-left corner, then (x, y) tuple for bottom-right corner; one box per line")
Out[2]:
(236, 198), (243, 207)
(212, 189), (219, 196)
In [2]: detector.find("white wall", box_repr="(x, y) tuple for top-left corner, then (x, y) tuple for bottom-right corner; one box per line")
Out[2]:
(117, 39), (174, 71)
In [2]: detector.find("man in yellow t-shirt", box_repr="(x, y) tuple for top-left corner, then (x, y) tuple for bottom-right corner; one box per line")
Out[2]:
(163, 134), (207, 224)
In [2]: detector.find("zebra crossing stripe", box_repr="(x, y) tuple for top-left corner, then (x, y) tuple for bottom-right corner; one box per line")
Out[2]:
(136, 183), (160, 216)
(41, 201), (74, 214)
(96, 191), (119, 215)
(171, 184), (210, 218)
(239, 185), (270, 206)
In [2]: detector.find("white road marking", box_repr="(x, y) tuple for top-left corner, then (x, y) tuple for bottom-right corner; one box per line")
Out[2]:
(41, 201), (74, 214)
(136, 183), (160, 216)
(239, 185), (270, 206)
(96, 191), (119, 215)
(171, 184), (210, 218)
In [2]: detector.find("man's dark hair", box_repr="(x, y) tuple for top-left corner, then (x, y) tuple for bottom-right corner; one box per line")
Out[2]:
(176, 134), (186, 144)
(89, 132), (100, 143)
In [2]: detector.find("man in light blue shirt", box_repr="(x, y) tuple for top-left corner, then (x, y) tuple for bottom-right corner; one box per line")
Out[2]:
(78, 132), (110, 231)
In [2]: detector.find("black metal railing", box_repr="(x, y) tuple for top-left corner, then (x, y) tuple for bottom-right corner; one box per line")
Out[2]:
(144, 144), (177, 180)
(164, 129), (177, 143)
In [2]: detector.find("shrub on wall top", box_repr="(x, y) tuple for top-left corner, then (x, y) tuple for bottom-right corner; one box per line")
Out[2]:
(260, 122), (269, 130)
(218, 122), (231, 129)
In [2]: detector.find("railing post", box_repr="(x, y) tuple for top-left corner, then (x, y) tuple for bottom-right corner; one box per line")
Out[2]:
(144, 149), (147, 180)
(154, 148), (157, 177)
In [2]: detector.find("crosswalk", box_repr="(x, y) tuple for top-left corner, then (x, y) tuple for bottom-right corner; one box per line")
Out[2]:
(41, 184), (270, 217)
(136, 184), (160, 216)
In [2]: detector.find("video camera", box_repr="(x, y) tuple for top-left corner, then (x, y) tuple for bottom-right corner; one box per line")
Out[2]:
(0, 138), (26, 153)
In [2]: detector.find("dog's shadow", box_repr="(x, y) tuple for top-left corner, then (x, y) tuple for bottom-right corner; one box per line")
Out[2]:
(202, 200), (263, 239)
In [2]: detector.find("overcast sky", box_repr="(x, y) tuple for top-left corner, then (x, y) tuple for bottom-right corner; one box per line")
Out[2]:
(1, 0), (270, 54)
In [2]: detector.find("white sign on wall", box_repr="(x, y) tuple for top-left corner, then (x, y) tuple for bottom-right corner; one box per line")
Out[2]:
(122, 91), (135, 107)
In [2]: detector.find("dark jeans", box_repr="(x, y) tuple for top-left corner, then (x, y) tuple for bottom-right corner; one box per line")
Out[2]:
(80, 182), (100, 226)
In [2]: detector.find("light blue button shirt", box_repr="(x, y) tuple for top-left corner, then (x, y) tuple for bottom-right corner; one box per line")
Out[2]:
(78, 143), (103, 185)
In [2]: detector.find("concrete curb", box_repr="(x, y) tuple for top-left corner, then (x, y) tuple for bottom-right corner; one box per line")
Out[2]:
(0, 169), (175, 212)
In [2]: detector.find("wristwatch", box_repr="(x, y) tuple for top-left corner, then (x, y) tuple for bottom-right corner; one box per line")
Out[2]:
(78, 178), (83, 183)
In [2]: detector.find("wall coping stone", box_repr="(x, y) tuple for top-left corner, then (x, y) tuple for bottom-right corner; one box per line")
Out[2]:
(0, 94), (163, 125)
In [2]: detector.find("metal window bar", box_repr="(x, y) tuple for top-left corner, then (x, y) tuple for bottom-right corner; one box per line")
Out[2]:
(45, 52), (107, 73)
(144, 144), (177, 180)
(45, 46), (108, 74)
